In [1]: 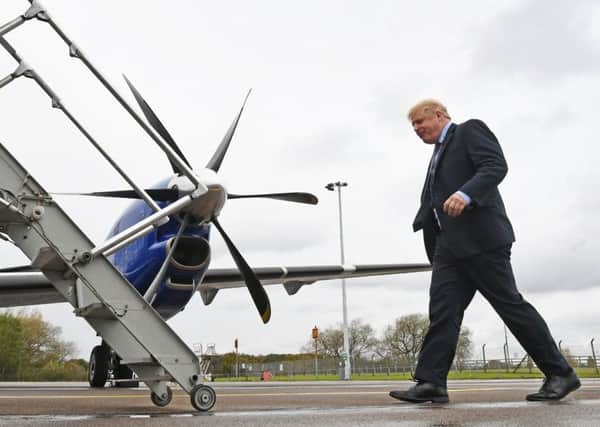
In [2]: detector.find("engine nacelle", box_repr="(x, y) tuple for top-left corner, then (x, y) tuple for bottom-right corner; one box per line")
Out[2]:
(151, 236), (211, 318)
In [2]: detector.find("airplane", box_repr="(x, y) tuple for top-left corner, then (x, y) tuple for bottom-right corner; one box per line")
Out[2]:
(0, 0), (430, 412)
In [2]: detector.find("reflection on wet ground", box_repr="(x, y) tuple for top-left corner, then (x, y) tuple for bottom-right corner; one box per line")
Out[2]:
(0, 380), (599, 426)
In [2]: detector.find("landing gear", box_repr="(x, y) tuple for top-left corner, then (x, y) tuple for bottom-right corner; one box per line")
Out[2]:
(190, 384), (216, 411)
(88, 344), (110, 387)
(87, 342), (139, 388)
(150, 386), (173, 407)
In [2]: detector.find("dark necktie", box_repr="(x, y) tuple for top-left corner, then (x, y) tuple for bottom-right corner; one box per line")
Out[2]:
(427, 142), (443, 230)
(428, 142), (442, 201)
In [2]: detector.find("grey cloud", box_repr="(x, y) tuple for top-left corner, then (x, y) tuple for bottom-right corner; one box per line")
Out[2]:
(278, 126), (375, 169)
(369, 85), (422, 128)
(469, 0), (600, 80)
(211, 207), (326, 256)
(513, 207), (600, 294)
(516, 252), (600, 293)
(501, 108), (580, 133)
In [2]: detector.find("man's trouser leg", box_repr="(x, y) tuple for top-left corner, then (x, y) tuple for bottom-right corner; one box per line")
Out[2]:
(415, 245), (475, 387)
(465, 245), (572, 377)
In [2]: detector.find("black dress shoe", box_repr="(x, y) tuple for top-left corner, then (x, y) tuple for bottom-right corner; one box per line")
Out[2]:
(389, 382), (449, 403)
(526, 371), (581, 401)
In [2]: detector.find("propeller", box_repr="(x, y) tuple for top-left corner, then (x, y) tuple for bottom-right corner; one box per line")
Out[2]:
(123, 77), (274, 323)
(53, 189), (179, 202)
(228, 192), (318, 205)
(123, 75), (192, 174)
(60, 190), (318, 206)
(206, 89), (251, 172)
(212, 217), (271, 323)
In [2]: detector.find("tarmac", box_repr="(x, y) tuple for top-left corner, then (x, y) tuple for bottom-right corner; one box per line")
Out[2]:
(0, 378), (599, 426)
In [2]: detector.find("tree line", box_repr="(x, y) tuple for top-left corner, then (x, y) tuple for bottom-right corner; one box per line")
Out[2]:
(0, 310), (87, 380)
(300, 314), (473, 371)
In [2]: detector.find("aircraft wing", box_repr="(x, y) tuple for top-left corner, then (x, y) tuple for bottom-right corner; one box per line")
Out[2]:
(197, 263), (431, 305)
(0, 263), (431, 308)
(0, 270), (66, 307)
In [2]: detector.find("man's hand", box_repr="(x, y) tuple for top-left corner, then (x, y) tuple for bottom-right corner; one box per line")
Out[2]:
(443, 192), (468, 217)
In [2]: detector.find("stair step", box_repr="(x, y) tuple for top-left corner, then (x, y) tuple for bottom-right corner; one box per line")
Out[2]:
(117, 375), (172, 382)
(74, 303), (115, 320)
(32, 246), (68, 272)
(121, 358), (157, 365)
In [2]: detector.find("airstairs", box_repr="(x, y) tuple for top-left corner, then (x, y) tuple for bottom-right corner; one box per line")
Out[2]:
(0, 0), (215, 411)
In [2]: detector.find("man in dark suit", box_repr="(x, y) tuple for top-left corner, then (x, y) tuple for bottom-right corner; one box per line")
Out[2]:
(389, 99), (580, 403)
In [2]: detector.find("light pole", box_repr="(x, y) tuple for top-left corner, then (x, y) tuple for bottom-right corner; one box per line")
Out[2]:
(312, 326), (319, 378)
(234, 337), (239, 379)
(503, 325), (510, 372)
(325, 181), (351, 380)
(482, 344), (487, 373)
(592, 338), (599, 375)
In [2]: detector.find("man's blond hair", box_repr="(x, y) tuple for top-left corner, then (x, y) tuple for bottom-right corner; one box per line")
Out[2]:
(407, 99), (451, 121)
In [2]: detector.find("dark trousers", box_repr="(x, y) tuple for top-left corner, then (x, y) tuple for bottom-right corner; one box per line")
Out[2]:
(415, 243), (572, 387)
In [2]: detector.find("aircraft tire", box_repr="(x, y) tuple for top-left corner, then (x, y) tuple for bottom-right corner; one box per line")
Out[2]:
(190, 384), (216, 411)
(88, 345), (110, 388)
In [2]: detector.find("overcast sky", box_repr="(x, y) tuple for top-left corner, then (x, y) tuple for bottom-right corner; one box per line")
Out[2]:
(0, 0), (599, 361)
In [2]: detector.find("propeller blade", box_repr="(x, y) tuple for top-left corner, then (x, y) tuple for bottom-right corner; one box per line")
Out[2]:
(54, 189), (179, 202)
(123, 75), (193, 174)
(206, 89), (252, 172)
(228, 192), (318, 205)
(212, 217), (271, 323)
(144, 215), (189, 303)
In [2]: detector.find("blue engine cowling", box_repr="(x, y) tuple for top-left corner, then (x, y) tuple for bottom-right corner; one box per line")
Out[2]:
(108, 196), (211, 319)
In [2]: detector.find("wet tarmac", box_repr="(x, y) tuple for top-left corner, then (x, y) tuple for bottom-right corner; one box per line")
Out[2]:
(0, 379), (599, 426)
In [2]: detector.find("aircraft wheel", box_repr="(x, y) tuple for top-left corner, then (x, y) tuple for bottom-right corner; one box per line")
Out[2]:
(150, 386), (173, 407)
(88, 345), (110, 388)
(190, 384), (216, 411)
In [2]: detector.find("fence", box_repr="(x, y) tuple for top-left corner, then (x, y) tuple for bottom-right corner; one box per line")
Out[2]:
(213, 351), (599, 379)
